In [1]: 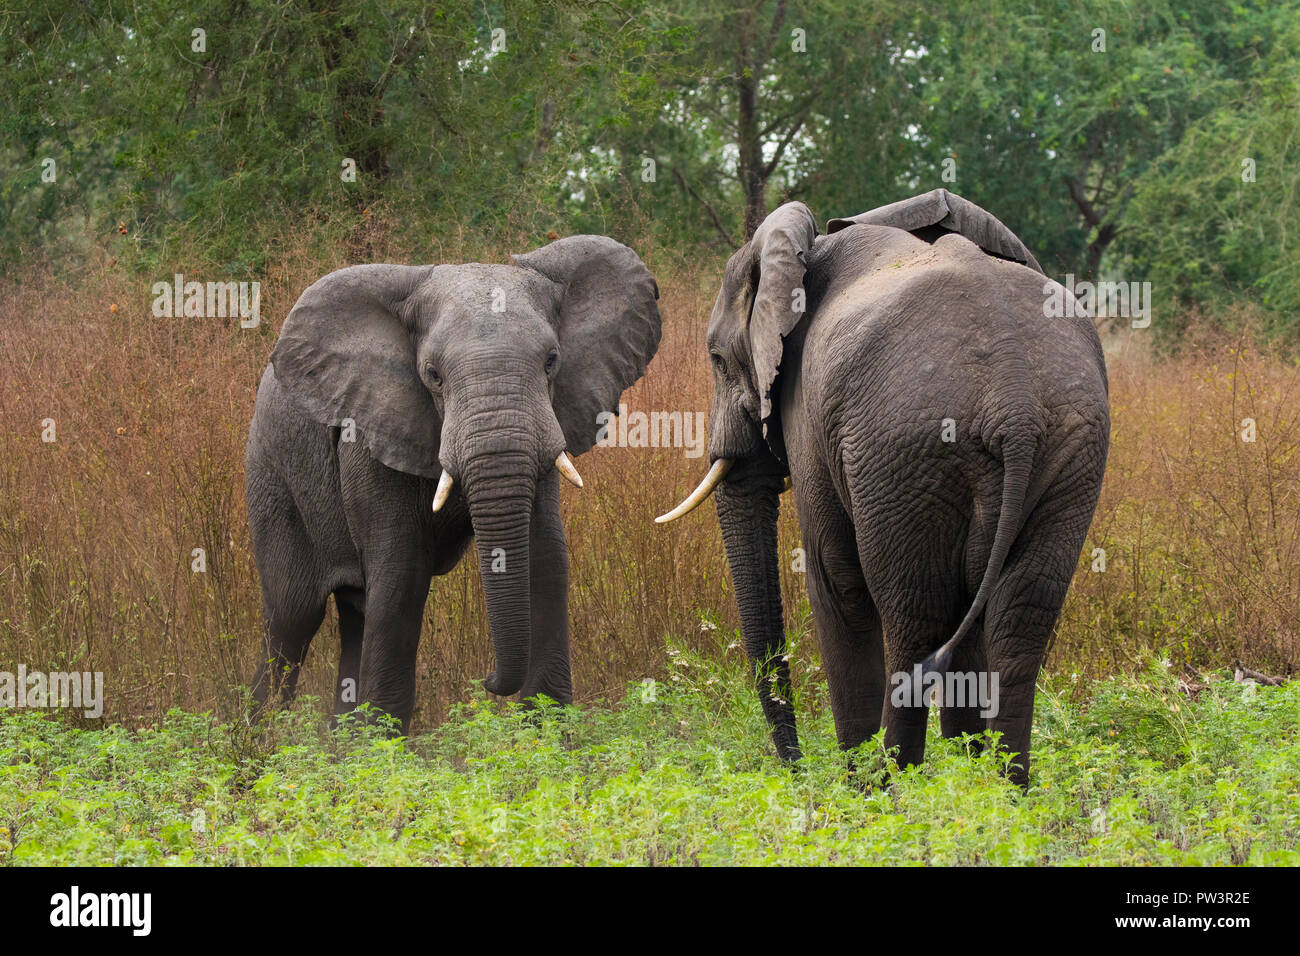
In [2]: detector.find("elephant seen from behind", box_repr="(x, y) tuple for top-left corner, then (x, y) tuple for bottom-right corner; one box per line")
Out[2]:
(660, 189), (1109, 787)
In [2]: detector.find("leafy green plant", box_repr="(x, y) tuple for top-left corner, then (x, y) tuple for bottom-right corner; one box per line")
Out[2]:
(2, 645), (1297, 866)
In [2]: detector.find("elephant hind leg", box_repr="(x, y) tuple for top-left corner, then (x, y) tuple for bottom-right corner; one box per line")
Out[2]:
(795, 479), (885, 753)
(938, 631), (990, 746)
(808, 564), (886, 754)
(981, 475), (1099, 789)
(980, 574), (1068, 789)
(860, 545), (966, 773)
(878, 611), (962, 774)
(853, 489), (970, 774)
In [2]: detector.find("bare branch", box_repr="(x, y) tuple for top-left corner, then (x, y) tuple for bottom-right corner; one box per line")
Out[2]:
(763, 0), (788, 62)
(758, 92), (817, 139)
(669, 165), (736, 246)
(761, 112), (808, 180)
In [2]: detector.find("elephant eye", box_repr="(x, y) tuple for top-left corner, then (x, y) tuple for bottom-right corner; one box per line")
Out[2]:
(425, 364), (442, 388)
(545, 350), (559, 375)
(709, 351), (726, 372)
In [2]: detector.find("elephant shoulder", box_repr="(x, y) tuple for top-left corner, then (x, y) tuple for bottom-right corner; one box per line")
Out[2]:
(248, 364), (331, 464)
(249, 364), (303, 440)
(809, 222), (932, 287)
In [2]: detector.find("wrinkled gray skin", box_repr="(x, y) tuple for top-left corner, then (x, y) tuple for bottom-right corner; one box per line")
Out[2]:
(246, 236), (660, 730)
(696, 190), (1108, 787)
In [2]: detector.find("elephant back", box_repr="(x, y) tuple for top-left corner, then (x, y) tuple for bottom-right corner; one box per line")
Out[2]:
(826, 189), (1043, 274)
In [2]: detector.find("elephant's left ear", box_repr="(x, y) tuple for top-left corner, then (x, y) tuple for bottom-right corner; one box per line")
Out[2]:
(826, 188), (1043, 274)
(749, 202), (818, 434)
(512, 235), (661, 456)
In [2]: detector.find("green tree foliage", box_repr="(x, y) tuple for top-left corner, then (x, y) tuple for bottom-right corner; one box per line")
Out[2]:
(1119, 18), (1300, 340)
(0, 0), (680, 268)
(2, 0), (1297, 338)
(910, 0), (1234, 280)
(619, 0), (926, 245)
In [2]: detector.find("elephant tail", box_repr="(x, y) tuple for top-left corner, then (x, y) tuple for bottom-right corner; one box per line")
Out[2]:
(920, 429), (1036, 678)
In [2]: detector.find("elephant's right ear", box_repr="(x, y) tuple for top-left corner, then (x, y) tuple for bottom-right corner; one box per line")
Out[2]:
(749, 202), (818, 434)
(270, 264), (443, 478)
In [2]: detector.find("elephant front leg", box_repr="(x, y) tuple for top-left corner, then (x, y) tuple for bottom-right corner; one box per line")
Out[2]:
(356, 568), (433, 733)
(520, 470), (573, 705)
(331, 587), (365, 723)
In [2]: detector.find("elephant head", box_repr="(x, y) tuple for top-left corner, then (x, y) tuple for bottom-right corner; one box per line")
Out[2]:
(270, 236), (660, 696)
(656, 201), (817, 761)
(659, 201), (817, 501)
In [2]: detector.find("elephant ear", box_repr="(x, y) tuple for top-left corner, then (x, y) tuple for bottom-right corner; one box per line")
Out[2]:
(748, 202), (818, 432)
(827, 188), (1043, 274)
(269, 263), (443, 478)
(511, 235), (661, 456)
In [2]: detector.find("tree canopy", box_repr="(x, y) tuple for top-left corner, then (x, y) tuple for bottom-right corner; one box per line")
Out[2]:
(3, 0), (1296, 341)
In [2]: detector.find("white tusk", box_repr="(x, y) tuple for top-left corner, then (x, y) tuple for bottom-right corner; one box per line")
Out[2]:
(555, 452), (583, 489)
(655, 459), (733, 524)
(431, 470), (454, 512)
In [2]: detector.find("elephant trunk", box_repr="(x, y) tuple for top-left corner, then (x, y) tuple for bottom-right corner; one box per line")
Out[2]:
(460, 450), (537, 697)
(714, 468), (800, 762)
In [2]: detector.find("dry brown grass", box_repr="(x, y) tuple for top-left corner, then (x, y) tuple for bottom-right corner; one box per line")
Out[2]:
(1056, 332), (1300, 684)
(2, 237), (1296, 728)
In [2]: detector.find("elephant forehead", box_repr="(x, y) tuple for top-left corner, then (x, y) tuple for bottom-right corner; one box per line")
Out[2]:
(422, 263), (557, 312)
(705, 259), (756, 343)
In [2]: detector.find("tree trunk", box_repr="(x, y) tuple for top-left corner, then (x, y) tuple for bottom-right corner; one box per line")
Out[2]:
(735, 10), (766, 239)
(1084, 223), (1117, 283)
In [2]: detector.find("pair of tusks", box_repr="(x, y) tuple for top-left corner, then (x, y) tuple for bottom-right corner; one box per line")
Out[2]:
(431, 452), (583, 513)
(655, 460), (793, 523)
